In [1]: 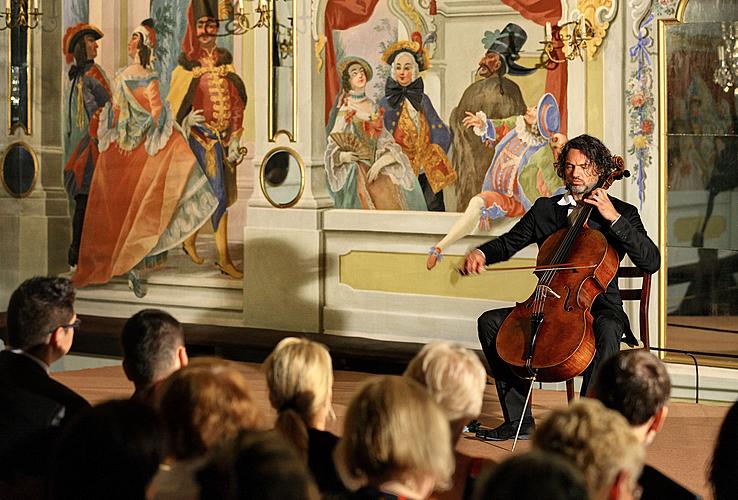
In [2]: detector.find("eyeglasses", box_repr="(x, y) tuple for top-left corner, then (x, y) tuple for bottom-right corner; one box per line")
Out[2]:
(52, 318), (81, 333)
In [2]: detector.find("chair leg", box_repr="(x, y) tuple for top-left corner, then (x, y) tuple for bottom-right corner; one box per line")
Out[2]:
(566, 379), (575, 402)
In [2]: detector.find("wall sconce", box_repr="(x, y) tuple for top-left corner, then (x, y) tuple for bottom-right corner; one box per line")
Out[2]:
(1, 0), (42, 31)
(714, 22), (738, 94)
(227, 0), (270, 35)
(539, 17), (594, 66)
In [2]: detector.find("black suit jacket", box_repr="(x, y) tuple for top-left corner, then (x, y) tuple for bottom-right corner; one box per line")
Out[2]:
(0, 350), (90, 477)
(477, 194), (660, 345)
(640, 464), (701, 500)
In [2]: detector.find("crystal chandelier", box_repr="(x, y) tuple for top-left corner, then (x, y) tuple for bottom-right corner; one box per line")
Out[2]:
(714, 22), (738, 94)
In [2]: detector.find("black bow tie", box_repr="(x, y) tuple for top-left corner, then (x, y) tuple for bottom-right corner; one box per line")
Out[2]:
(68, 61), (94, 81)
(385, 77), (424, 111)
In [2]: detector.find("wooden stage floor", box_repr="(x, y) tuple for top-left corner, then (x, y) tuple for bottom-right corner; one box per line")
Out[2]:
(53, 361), (729, 499)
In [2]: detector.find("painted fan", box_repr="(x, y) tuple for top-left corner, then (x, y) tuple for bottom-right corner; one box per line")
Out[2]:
(330, 132), (373, 162)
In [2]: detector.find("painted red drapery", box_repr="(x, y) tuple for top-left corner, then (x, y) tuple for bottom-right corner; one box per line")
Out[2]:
(324, 0), (380, 124)
(502, 0), (568, 134)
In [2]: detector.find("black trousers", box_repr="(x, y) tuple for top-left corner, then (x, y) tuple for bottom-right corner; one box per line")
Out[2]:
(477, 306), (624, 424)
(418, 173), (445, 212)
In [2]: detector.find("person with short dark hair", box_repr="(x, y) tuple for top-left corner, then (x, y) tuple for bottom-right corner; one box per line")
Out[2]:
(468, 134), (660, 441)
(49, 399), (164, 500)
(151, 358), (263, 499)
(709, 400), (738, 500)
(472, 450), (590, 500)
(591, 349), (698, 500)
(121, 308), (188, 402)
(0, 277), (90, 486)
(197, 429), (320, 500)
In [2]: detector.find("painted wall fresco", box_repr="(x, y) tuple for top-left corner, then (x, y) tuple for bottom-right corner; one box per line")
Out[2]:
(318, 0), (565, 223)
(62, 0), (247, 297)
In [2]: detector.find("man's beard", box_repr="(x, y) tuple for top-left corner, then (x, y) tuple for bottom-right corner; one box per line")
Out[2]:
(566, 181), (596, 195)
(476, 64), (494, 78)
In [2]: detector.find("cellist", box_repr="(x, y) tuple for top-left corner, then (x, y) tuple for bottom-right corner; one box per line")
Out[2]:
(464, 134), (660, 441)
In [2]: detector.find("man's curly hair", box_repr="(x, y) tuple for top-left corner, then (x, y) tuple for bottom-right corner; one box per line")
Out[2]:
(555, 134), (617, 182)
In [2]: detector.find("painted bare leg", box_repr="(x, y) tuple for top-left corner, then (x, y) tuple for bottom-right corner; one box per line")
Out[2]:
(427, 195), (486, 270)
(214, 213), (243, 279)
(182, 229), (204, 265)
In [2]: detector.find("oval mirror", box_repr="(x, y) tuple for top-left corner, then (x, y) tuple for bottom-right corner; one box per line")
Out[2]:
(2, 142), (38, 198)
(260, 147), (304, 208)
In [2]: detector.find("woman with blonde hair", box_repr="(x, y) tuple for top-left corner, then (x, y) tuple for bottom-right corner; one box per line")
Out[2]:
(151, 357), (263, 499)
(263, 337), (344, 496)
(404, 342), (489, 499)
(335, 375), (455, 499)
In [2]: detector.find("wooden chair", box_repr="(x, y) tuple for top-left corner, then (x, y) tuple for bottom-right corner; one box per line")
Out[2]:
(565, 266), (653, 401)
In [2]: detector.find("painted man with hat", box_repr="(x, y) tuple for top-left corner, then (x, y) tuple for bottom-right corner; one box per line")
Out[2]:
(378, 33), (455, 212)
(427, 93), (566, 270)
(449, 23), (533, 212)
(324, 56), (426, 210)
(62, 23), (112, 268)
(168, 0), (247, 279)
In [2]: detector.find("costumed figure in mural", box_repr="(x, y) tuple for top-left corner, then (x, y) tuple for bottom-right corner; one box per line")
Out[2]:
(324, 56), (426, 210)
(73, 19), (218, 297)
(427, 93), (566, 270)
(62, 23), (112, 268)
(168, 0), (247, 279)
(379, 33), (456, 212)
(449, 23), (532, 211)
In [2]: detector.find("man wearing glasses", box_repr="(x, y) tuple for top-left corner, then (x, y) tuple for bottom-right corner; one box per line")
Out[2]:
(0, 277), (90, 483)
(465, 134), (660, 441)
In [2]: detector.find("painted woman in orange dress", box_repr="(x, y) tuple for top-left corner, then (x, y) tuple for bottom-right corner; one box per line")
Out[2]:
(73, 20), (217, 296)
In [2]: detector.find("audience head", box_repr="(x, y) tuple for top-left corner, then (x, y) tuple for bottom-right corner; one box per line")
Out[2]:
(591, 349), (671, 445)
(709, 400), (738, 500)
(157, 357), (262, 460)
(335, 375), (454, 498)
(6, 277), (77, 363)
(404, 341), (486, 437)
(121, 309), (188, 395)
(472, 450), (590, 500)
(263, 337), (334, 459)
(533, 399), (644, 500)
(50, 399), (164, 500)
(197, 429), (320, 500)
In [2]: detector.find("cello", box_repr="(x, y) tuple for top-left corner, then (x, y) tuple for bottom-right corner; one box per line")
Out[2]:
(495, 156), (630, 385)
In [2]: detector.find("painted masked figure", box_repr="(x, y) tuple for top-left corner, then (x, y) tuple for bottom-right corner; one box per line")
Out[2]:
(324, 56), (426, 210)
(169, 0), (247, 279)
(73, 19), (217, 296)
(427, 93), (566, 270)
(379, 33), (455, 211)
(62, 23), (112, 267)
(449, 23), (532, 210)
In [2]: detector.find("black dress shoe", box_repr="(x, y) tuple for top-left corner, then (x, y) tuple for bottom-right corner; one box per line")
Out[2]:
(476, 421), (535, 441)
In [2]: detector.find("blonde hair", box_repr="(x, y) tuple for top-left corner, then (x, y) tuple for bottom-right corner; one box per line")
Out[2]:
(533, 398), (644, 500)
(404, 341), (486, 423)
(157, 357), (262, 460)
(263, 337), (333, 461)
(334, 375), (454, 491)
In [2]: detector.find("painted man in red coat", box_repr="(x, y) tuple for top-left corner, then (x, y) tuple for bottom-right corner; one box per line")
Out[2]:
(169, 0), (247, 279)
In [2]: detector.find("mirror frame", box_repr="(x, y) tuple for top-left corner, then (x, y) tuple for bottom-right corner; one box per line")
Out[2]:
(7, 1), (32, 135)
(1, 141), (39, 198)
(657, 0), (738, 368)
(259, 146), (305, 208)
(268, 0), (296, 142)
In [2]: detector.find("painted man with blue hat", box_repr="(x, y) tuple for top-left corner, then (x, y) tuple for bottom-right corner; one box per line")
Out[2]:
(450, 23), (536, 211)
(427, 93), (566, 269)
(379, 32), (456, 211)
